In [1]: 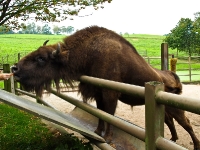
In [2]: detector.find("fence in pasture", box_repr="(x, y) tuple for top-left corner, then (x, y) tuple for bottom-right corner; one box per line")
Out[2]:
(175, 56), (200, 82)
(1, 51), (200, 83)
(0, 51), (29, 69)
(141, 55), (200, 82)
(138, 48), (200, 82)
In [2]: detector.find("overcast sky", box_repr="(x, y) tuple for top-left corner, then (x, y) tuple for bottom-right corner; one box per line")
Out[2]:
(53, 0), (200, 35)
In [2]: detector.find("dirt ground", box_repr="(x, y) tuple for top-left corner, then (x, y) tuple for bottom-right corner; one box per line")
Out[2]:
(22, 84), (200, 150)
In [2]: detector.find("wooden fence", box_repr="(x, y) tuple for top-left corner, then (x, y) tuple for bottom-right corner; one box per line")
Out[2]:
(2, 74), (200, 149)
(1, 52), (200, 83)
(142, 56), (200, 82)
(176, 56), (200, 82)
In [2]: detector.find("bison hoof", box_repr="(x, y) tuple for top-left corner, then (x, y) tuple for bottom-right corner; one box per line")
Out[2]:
(103, 132), (113, 144)
(104, 136), (112, 144)
(170, 136), (178, 142)
(194, 144), (200, 150)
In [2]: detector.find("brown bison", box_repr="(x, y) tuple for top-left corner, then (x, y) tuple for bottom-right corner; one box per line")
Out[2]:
(11, 26), (200, 149)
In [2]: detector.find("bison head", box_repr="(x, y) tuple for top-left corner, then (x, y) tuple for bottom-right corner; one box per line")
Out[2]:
(11, 40), (69, 97)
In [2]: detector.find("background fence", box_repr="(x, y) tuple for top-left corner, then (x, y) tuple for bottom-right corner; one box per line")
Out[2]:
(1, 51), (200, 82)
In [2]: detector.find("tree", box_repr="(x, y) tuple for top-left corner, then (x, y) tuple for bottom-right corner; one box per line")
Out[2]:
(36, 25), (42, 34)
(0, 0), (112, 30)
(53, 25), (61, 35)
(42, 24), (51, 35)
(61, 26), (68, 34)
(18, 22), (37, 34)
(26, 22), (37, 34)
(193, 12), (200, 54)
(65, 26), (74, 34)
(164, 17), (200, 56)
(0, 25), (14, 34)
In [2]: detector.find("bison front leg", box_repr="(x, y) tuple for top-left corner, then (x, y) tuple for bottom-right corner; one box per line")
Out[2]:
(94, 99), (105, 136)
(95, 91), (119, 143)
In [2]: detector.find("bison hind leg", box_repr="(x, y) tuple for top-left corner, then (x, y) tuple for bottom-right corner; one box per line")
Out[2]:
(166, 107), (200, 150)
(173, 112), (200, 150)
(165, 112), (178, 141)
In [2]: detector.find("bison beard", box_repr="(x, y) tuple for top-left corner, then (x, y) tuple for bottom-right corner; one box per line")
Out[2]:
(11, 26), (200, 149)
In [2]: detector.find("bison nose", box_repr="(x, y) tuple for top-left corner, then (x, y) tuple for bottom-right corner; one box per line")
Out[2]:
(11, 65), (18, 73)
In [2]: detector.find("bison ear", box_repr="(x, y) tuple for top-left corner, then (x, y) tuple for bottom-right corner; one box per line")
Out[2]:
(52, 43), (61, 57)
(43, 40), (49, 46)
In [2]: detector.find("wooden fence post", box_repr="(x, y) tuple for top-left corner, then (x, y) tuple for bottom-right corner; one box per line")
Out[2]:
(3, 64), (11, 92)
(161, 43), (168, 70)
(188, 56), (191, 82)
(3, 64), (16, 94)
(145, 81), (165, 150)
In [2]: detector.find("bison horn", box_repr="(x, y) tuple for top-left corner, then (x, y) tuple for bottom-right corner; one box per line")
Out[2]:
(52, 43), (61, 57)
(43, 40), (49, 46)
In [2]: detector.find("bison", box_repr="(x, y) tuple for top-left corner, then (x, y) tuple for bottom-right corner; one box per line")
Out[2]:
(11, 26), (200, 150)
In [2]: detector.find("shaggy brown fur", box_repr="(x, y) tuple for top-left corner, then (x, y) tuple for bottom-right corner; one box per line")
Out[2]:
(12, 26), (199, 149)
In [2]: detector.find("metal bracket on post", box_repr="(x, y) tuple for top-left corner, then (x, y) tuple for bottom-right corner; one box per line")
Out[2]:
(145, 81), (165, 150)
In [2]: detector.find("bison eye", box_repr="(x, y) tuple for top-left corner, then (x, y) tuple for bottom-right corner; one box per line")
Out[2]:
(36, 56), (46, 65)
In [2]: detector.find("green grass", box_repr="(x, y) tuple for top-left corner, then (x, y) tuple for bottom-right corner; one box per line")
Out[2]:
(0, 103), (92, 150)
(0, 34), (65, 58)
(176, 70), (200, 82)
(1, 33), (200, 81)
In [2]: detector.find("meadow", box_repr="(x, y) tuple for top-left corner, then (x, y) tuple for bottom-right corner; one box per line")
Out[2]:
(0, 34), (65, 59)
(0, 33), (171, 58)
(1, 33), (200, 82)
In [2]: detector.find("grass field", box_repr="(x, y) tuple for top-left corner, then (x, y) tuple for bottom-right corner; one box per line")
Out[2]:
(0, 33), (172, 57)
(0, 34), (65, 57)
(176, 70), (200, 82)
(1, 33), (200, 82)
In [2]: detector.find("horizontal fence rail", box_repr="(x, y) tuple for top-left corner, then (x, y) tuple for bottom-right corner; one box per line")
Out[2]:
(50, 88), (146, 142)
(156, 91), (200, 115)
(79, 75), (144, 98)
(15, 88), (57, 109)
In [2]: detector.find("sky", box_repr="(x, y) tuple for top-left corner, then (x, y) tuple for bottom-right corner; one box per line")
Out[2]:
(52, 0), (200, 35)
